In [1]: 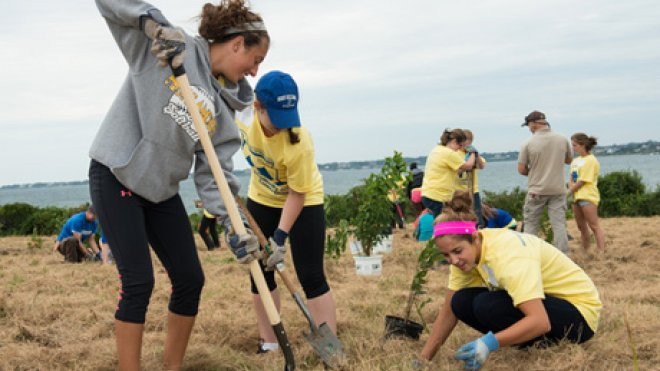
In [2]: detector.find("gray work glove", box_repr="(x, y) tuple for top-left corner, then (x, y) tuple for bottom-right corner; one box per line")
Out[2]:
(225, 224), (261, 264)
(143, 18), (186, 69)
(265, 237), (287, 271)
(264, 228), (288, 271)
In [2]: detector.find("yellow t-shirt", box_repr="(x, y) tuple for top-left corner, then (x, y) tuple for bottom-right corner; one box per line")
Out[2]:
(456, 150), (486, 193)
(235, 107), (324, 208)
(448, 229), (602, 333)
(570, 154), (600, 205)
(421, 145), (464, 202)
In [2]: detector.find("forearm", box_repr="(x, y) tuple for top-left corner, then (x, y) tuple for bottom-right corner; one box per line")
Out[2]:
(459, 153), (476, 171)
(494, 315), (549, 347)
(278, 189), (305, 233)
(420, 291), (458, 360)
(569, 181), (584, 194)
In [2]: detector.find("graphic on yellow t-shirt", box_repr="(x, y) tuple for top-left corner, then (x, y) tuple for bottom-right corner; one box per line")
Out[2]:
(570, 154), (600, 205)
(447, 229), (602, 333)
(235, 107), (324, 208)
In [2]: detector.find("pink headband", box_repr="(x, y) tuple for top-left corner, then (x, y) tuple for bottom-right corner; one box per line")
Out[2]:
(433, 221), (477, 238)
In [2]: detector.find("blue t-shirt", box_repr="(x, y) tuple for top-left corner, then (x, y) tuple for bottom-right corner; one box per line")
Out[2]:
(57, 211), (98, 242)
(485, 208), (514, 229)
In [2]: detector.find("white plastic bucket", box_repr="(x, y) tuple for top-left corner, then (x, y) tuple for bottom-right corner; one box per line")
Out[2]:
(349, 240), (363, 255)
(354, 255), (383, 276)
(373, 234), (393, 255)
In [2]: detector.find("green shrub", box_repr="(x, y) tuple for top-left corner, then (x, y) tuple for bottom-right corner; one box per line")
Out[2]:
(598, 171), (647, 217)
(0, 203), (38, 235)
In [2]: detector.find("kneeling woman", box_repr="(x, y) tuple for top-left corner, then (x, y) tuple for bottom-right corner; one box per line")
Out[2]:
(418, 191), (601, 369)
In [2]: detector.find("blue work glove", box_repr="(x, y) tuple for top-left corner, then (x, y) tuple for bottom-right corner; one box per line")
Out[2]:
(264, 228), (288, 271)
(454, 331), (499, 370)
(225, 225), (261, 264)
(465, 144), (478, 154)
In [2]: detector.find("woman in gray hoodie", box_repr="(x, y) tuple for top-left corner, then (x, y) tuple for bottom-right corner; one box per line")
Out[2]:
(89, 1), (269, 369)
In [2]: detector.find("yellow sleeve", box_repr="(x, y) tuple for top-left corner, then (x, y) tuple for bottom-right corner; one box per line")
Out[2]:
(578, 156), (598, 183)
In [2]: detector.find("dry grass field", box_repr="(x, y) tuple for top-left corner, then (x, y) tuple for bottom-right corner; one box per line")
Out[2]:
(0, 216), (658, 370)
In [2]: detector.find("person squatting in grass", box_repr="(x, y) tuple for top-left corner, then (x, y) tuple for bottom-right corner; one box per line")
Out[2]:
(421, 129), (477, 218)
(416, 191), (602, 370)
(89, 0), (269, 369)
(52, 205), (100, 263)
(568, 133), (606, 252)
(235, 71), (338, 353)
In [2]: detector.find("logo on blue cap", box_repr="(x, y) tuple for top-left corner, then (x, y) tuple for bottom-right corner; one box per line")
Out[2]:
(255, 71), (301, 129)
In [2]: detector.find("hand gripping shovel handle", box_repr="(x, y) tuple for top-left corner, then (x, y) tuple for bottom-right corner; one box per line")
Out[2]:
(170, 66), (294, 370)
(234, 197), (318, 330)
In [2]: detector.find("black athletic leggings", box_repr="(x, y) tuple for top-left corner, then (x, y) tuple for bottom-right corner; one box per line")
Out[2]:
(451, 287), (594, 347)
(89, 160), (204, 324)
(247, 198), (329, 299)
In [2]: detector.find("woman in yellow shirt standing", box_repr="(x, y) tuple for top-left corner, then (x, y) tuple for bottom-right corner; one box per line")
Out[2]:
(568, 133), (605, 252)
(421, 129), (476, 217)
(417, 191), (601, 370)
(235, 71), (337, 353)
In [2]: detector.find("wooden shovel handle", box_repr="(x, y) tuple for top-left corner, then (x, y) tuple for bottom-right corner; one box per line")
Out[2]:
(173, 72), (281, 325)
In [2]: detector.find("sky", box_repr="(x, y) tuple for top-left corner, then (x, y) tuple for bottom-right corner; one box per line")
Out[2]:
(1, 0), (659, 186)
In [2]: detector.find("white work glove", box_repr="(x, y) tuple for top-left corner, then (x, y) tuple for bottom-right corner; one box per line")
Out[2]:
(263, 228), (288, 271)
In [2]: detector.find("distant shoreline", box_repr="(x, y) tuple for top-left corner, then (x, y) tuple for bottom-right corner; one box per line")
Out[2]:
(2, 144), (658, 189)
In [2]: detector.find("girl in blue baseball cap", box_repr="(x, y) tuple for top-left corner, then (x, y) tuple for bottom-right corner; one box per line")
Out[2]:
(235, 70), (338, 353)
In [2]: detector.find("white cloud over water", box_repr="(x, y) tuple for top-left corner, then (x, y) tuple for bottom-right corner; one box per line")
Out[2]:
(0, 0), (659, 185)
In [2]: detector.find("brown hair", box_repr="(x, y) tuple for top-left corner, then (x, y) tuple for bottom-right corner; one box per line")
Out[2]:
(439, 128), (466, 146)
(287, 128), (300, 144)
(480, 202), (495, 220)
(199, 0), (269, 48)
(463, 129), (473, 142)
(571, 132), (598, 152)
(434, 190), (477, 243)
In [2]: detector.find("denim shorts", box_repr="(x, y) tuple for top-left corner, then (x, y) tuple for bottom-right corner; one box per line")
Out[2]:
(576, 200), (592, 207)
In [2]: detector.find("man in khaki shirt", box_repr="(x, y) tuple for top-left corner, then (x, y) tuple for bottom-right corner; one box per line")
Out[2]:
(517, 111), (572, 253)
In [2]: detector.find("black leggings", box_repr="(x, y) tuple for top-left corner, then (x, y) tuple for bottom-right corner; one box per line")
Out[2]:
(198, 215), (219, 250)
(451, 288), (594, 347)
(247, 198), (329, 299)
(89, 160), (204, 324)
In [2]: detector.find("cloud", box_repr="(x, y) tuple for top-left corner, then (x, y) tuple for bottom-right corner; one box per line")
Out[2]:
(0, 0), (658, 185)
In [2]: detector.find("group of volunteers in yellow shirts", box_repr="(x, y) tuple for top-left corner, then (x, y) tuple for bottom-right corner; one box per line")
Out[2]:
(413, 127), (603, 369)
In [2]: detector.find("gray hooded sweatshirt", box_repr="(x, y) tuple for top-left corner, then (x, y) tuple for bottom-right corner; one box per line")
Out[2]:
(91, 0), (252, 220)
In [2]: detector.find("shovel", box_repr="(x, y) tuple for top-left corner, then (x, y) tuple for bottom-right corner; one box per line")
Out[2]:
(171, 65), (294, 370)
(236, 197), (346, 369)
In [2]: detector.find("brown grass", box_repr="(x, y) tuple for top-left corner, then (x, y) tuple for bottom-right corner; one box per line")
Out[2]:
(0, 217), (659, 370)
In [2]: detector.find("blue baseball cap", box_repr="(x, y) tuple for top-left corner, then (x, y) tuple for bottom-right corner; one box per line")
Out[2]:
(255, 71), (301, 129)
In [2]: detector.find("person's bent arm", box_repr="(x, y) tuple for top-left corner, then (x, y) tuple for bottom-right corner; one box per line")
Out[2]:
(419, 290), (459, 361)
(476, 155), (486, 170)
(518, 162), (529, 176)
(458, 153), (476, 171)
(73, 232), (87, 255)
(278, 189), (305, 233)
(493, 298), (550, 347)
(89, 235), (100, 254)
(568, 180), (585, 195)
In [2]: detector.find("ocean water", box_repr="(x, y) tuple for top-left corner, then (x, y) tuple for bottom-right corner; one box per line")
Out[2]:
(1, 154), (658, 215)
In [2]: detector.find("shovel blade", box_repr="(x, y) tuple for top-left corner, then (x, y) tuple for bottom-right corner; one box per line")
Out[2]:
(304, 323), (346, 369)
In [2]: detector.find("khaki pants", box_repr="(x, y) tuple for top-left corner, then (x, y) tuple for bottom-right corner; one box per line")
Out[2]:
(523, 193), (569, 253)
